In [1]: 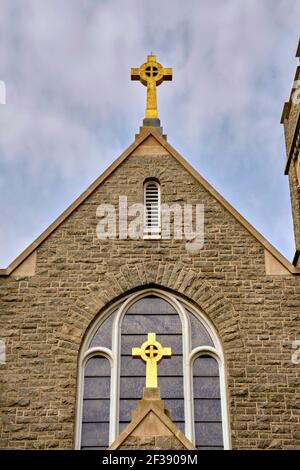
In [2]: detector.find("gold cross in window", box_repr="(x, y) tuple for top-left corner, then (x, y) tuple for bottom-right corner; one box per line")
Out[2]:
(132, 332), (172, 388)
(131, 55), (172, 119)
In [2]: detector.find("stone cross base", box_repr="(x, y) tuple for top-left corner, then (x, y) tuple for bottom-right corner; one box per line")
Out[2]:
(108, 387), (196, 450)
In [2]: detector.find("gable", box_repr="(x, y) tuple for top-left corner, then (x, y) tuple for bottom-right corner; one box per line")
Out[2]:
(108, 387), (196, 450)
(0, 127), (298, 275)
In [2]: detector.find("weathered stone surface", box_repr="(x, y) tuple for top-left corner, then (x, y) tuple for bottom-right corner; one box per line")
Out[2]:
(110, 388), (195, 450)
(119, 435), (186, 450)
(0, 129), (299, 450)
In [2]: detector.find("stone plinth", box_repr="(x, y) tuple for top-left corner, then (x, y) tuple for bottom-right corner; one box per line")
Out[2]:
(108, 388), (196, 450)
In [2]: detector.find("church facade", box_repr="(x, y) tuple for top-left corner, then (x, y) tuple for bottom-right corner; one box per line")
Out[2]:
(0, 47), (300, 450)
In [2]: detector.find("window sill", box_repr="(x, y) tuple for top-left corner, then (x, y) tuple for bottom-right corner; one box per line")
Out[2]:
(143, 234), (161, 240)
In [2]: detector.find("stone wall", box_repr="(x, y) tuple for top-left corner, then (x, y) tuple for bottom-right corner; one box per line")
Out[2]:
(282, 61), (300, 254)
(288, 159), (300, 253)
(119, 436), (186, 450)
(283, 102), (300, 157)
(0, 136), (300, 449)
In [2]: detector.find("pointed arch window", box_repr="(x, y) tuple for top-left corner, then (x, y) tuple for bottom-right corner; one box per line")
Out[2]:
(76, 289), (230, 450)
(81, 355), (111, 449)
(144, 180), (161, 238)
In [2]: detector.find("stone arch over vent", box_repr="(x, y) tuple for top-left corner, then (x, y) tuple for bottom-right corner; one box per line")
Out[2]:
(62, 262), (242, 354)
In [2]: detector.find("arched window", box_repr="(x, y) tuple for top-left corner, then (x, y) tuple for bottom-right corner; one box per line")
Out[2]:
(76, 289), (230, 450)
(192, 355), (223, 450)
(81, 355), (111, 449)
(144, 180), (160, 238)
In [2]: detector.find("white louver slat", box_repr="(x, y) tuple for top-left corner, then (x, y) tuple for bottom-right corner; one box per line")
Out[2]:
(144, 181), (161, 237)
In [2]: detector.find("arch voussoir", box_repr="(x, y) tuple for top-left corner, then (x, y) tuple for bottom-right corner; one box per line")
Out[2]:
(104, 273), (125, 297)
(71, 261), (241, 348)
(178, 270), (197, 294)
(155, 262), (166, 285)
(135, 263), (148, 285)
(143, 261), (160, 284)
(167, 264), (183, 288)
(161, 264), (175, 287)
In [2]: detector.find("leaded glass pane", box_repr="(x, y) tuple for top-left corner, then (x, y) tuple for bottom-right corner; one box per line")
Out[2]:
(193, 355), (223, 450)
(81, 355), (110, 450)
(119, 295), (184, 432)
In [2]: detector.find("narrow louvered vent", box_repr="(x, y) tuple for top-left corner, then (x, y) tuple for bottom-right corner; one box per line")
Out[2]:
(144, 181), (161, 237)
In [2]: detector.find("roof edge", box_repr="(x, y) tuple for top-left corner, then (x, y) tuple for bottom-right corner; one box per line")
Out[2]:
(149, 131), (299, 274)
(280, 65), (300, 123)
(284, 112), (300, 175)
(108, 400), (195, 450)
(0, 130), (153, 276)
(1, 127), (299, 275)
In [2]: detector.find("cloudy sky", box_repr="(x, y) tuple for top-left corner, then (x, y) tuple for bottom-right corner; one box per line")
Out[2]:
(0, 0), (299, 267)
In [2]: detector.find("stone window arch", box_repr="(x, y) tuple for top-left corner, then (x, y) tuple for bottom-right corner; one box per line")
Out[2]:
(75, 288), (230, 449)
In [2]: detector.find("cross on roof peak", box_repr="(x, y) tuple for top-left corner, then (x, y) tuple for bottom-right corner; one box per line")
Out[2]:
(131, 55), (172, 120)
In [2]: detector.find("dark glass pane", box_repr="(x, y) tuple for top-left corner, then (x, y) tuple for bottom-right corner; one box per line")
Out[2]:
(81, 422), (109, 447)
(81, 356), (111, 450)
(82, 399), (110, 422)
(193, 355), (219, 376)
(89, 311), (116, 349)
(121, 334), (182, 355)
(194, 399), (222, 421)
(187, 310), (214, 348)
(193, 377), (221, 399)
(164, 399), (185, 422)
(197, 446), (224, 450)
(122, 314), (182, 334)
(85, 357), (111, 376)
(81, 447), (108, 450)
(175, 421), (185, 433)
(120, 376), (183, 399)
(195, 422), (223, 447)
(120, 296), (184, 433)
(127, 298), (176, 314)
(193, 356), (223, 450)
(84, 377), (110, 399)
(121, 354), (182, 376)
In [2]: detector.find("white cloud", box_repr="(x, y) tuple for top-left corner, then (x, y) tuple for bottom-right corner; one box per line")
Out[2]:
(0, 0), (299, 265)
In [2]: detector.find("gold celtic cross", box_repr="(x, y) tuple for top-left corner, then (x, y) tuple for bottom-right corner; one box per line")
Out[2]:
(131, 55), (172, 119)
(132, 332), (172, 388)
